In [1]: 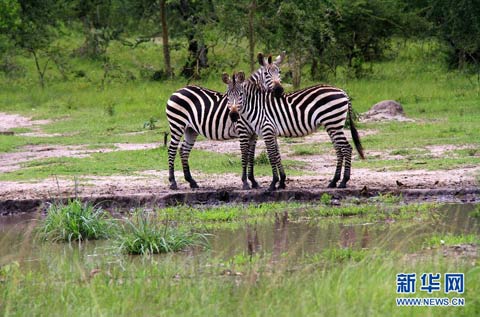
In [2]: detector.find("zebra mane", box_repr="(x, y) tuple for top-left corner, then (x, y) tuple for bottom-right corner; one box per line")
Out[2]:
(247, 67), (268, 92)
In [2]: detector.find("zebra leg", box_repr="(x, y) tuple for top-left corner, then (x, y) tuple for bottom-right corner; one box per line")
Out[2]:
(240, 134), (251, 190)
(264, 134), (281, 191)
(278, 161), (286, 189)
(247, 134), (260, 189)
(168, 132), (182, 190)
(327, 129), (344, 188)
(338, 143), (353, 188)
(180, 127), (199, 189)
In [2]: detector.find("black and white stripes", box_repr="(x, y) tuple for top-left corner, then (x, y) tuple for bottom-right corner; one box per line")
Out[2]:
(223, 71), (365, 191)
(166, 53), (285, 190)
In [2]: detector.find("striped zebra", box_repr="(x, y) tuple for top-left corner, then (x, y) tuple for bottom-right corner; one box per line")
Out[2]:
(166, 52), (285, 190)
(222, 71), (365, 191)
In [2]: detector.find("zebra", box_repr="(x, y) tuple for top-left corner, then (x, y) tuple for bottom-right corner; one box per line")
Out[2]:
(222, 71), (365, 191)
(166, 52), (285, 190)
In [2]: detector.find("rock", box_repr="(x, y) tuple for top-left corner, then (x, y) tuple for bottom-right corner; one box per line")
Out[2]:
(361, 100), (414, 122)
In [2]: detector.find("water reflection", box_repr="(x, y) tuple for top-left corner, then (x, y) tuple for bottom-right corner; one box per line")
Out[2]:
(0, 204), (478, 266)
(210, 203), (479, 259)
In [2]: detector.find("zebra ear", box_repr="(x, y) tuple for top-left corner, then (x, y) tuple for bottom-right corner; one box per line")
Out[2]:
(235, 71), (245, 83)
(268, 54), (272, 64)
(257, 53), (265, 66)
(222, 72), (231, 84)
(274, 51), (286, 65)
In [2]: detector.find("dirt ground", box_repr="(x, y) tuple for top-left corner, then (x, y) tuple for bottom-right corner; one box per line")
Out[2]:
(0, 112), (478, 201)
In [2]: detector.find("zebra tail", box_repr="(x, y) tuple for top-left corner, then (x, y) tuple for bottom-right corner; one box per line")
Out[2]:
(348, 102), (365, 160)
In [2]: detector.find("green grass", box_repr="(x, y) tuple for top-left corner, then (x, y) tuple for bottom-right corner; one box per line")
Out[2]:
(39, 199), (115, 242)
(319, 247), (369, 263)
(2, 201), (479, 316)
(355, 156), (480, 171)
(0, 147), (305, 181)
(115, 212), (209, 255)
(153, 201), (439, 230)
(1, 244), (477, 316)
(424, 234), (480, 247)
(290, 143), (332, 156)
(1, 40), (479, 181)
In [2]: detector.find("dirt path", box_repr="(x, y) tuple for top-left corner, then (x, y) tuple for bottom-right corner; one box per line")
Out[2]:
(0, 112), (478, 203)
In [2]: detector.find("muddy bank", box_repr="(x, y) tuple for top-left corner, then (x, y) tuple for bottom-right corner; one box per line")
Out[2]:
(1, 187), (478, 216)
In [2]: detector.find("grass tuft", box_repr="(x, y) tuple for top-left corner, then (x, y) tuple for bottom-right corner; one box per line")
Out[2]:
(254, 151), (270, 165)
(39, 199), (115, 242)
(115, 212), (210, 255)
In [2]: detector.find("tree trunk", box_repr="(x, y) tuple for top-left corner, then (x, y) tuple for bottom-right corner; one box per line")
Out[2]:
(291, 53), (302, 89)
(160, 0), (172, 78)
(248, 0), (256, 73)
(31, 49), (48, 89)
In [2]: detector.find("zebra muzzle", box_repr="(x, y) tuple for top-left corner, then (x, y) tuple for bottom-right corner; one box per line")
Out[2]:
(273, 84), (284, 98)
(229, 104), (240, 122)
(229, 110), (240, 123)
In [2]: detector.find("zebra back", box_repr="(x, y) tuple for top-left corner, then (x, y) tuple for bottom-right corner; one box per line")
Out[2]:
(166, 85), (238, 140)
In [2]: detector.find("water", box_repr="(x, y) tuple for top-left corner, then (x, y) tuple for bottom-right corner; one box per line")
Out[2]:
(209, 204), (479, 259)
(0, 204), (478, 266)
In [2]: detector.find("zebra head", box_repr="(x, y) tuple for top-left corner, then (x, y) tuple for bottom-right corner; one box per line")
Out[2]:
(222, 71), (246, 123)
(257, 51), (285, 98)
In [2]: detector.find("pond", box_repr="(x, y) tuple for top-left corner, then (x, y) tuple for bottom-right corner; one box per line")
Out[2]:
(1, 203), (478, 267)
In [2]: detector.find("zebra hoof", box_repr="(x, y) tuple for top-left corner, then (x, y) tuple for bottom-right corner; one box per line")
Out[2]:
(327, 182), (337, 188)
(278, 182), (286, 189)
(251, 180), (260, 189)
(267, 184), (277, 192)
(242, 183), (251, 190)
(170, 183), (178, 190)
(189, 181), (199, 189)
(338, 182), (347, 188)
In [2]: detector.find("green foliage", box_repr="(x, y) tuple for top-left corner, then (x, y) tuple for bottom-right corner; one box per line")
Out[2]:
(0, 261), (20, 282)
(320, 193), (332, 205)
(0, 0), (478, 85)
(424, 233), (479, 247)
(372, 193), (402, 204)
(115, 212), (209, 255)
(5, 0), (66, 51)
(143, 117), (158, 130)
(254, 150), (270, 165)
(426, 0), (480, 68)
(0, 0), (21, 36)
(39, 199), (115, 242)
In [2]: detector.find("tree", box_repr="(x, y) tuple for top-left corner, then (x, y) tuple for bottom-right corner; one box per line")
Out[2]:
(72, 0), (129, 58)
(159, 0), (172, 77)
(171, 0), (217, 79)
(0, 0), (21, 60)
(426, 0), (480, 69)
(215, 0), (261, 73)
(129, 0), (217, 79)
(2, 0), (67, 88)
(330, 0), (408, 78)
(260, 0), (331, 87)
(127, 0), (173, 79)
